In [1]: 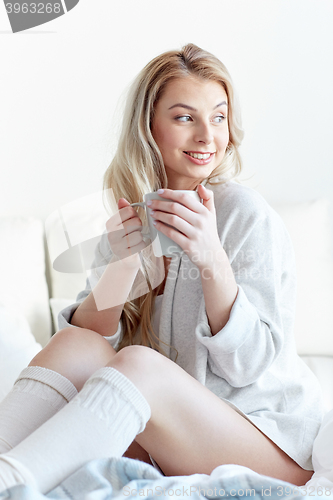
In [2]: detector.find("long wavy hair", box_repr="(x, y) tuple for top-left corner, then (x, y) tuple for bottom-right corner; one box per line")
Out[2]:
(103, 43), (244, 355)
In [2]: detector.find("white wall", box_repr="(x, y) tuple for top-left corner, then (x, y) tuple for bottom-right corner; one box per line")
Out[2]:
(0, 0), (332, 228)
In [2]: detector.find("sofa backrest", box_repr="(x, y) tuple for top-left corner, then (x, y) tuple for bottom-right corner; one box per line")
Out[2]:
(0, 217), (52, 347)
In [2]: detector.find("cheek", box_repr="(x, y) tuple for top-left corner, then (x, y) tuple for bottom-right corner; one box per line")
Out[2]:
(219, 129), (229, 150)
(154, 127), (180, 154)
(166, 130), (182, 151)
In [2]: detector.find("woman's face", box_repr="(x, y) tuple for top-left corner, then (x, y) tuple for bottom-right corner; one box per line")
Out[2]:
(151, 76), (229, 190)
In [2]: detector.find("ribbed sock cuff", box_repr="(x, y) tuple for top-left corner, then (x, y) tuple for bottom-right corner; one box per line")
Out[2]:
(15, 366), (78, 403)
(76, 367), (151, 433)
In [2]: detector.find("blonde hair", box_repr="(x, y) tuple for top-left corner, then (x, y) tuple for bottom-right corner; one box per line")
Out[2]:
(103, 43), (244, 354)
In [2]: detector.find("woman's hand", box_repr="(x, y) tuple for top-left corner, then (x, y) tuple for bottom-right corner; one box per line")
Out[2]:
(106, 198), (146, 268)
(149, 185), (238, 334)
(148, 185), (223, 271)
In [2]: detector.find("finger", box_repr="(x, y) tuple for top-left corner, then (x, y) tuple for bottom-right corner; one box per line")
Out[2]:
(110, 231), (144, 258)
(122, 230), (144, 248)
(119, 239), (147, 260)
(107, 225), (135, 246)
(152, 218), (188, 251)
(107, 216), (141, 242)
(150, 201), (197, 227)
(130, 239), (149, 254)
(118, 198), (130, 209)
(123, 217), (143, 235)
(196, 184), (215, 213)
(152, 211), (193, 239)
(155, 189), (205, 214)
(118, 198), (143, 221)
(106, 209), (139, 234)
(118, 204), (142, 225)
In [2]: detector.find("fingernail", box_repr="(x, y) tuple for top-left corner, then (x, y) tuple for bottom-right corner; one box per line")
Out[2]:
(157, 189), (164, 194)
(147, 200), (152, 206)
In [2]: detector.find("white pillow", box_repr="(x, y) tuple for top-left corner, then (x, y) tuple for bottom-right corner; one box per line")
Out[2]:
(50, 298), (76, 331)
(301, 355), (333, 414)
(0, 304), (42, 402)
(272, 199), (333, 355)
(0, 217), (52, 347)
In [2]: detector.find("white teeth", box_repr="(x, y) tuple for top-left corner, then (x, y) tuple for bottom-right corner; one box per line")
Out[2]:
(186, 152), (211, 160)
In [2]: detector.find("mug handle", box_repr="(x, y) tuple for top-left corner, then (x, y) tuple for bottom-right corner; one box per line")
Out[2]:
(130, 202), (146, 208)
(130, 202), (152, 243)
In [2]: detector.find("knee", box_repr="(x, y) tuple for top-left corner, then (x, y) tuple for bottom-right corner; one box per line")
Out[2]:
(112, 345), (160, 370)
(53, 325), (108, 347)
(29, 327), (117, 391)
(42, 327), (114, 359)
(108, 345), (166, 395)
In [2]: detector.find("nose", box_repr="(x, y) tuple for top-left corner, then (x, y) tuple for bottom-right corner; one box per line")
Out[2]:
(193, 121), (214, 145)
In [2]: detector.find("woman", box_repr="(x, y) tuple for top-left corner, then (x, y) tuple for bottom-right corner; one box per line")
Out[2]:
(0, 44), (323, 494)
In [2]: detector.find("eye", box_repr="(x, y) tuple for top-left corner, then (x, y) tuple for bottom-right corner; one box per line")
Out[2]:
(175, 115), (192, 122)
(213, 115), (225, 123)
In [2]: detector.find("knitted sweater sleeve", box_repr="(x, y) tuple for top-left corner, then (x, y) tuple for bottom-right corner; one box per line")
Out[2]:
(195, 185), (297, 388)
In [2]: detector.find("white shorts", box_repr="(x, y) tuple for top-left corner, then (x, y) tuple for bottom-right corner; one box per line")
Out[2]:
(149, 454), (165, 475)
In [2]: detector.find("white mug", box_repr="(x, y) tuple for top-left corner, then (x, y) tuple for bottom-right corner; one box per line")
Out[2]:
(131, 190), (201, 257)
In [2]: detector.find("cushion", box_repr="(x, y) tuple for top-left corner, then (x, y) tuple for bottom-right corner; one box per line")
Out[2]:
(0, 217), (52, 347)
(301, 356), (333, 414)
(50, 297), (76, 331)
(0, 303), (42, 402)
(272, 199), (333, 356)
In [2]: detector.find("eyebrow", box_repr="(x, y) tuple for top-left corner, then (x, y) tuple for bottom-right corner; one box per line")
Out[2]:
(168, 101), (228, 111)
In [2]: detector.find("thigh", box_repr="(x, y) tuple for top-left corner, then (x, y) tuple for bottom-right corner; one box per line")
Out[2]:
(109, 346), (313, 486)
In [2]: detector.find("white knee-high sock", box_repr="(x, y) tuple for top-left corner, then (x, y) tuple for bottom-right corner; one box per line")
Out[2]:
(0, 366), (78, 454)
(0, 367), (151, 494)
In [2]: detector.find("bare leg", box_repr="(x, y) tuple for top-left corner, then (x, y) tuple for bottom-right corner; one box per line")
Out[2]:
(28, 327), (117, 391)
(28, 327), (152, 465)
(106, 345), (313, 486)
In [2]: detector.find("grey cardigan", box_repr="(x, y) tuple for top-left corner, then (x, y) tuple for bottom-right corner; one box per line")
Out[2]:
(59, 181), (323, 470)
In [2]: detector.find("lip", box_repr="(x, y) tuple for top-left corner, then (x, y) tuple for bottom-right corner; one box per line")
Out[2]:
(183, 151), (215, 165)
(184, 151), (215, 154)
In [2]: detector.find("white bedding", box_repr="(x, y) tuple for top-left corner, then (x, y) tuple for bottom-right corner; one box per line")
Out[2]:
(305, 408), (333, 490)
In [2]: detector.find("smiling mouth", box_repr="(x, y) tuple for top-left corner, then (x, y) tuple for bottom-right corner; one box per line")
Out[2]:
(184, 151), (214, 160)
